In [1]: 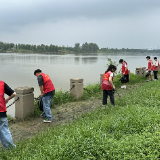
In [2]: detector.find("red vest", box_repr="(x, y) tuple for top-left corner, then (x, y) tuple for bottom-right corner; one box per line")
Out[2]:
(152, 60), (159, 71)
(148, 60), (153, 71)
(101, 71), (113, 90)
(0, 81), (7, 112)
(122, 62), (129, 75)
(40, 73), (55, 94)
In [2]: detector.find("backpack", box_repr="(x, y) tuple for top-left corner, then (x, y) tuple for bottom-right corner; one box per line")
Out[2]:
(119, 75), (127, 83)
(38, 97), (43, 111)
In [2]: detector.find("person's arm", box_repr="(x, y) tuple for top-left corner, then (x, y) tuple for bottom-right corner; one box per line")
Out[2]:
(5, 92), (16, 104)
(39, 86), (44, 96)
(4, 83), (16, 104)
(118, 68), (122, 73)
(38, 75), (44, 96)
(151, 62), (153, 70)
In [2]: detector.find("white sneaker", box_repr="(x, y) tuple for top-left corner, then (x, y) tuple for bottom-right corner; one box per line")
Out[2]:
(154, 79), (157, 81)
(121, 85), (125, 88)
(43, 118), (52, 123)
(121, 85), (126, 89)
(146, 80), (149, 82)
(101, 105), (107, 108)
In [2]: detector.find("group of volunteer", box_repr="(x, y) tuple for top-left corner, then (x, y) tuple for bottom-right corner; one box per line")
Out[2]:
(0, 69), (55, 149)
(1, 56), (159, 149)
(146, 56), (159, 82)
(101, 56), (159, 107)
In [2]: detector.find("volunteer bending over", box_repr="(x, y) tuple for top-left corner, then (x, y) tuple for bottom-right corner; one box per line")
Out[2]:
(102, 65), (117, 107)
(34, 69), (55, 123)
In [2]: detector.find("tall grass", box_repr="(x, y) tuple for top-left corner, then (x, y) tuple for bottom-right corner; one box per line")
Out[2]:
(1, 75), (159, 159)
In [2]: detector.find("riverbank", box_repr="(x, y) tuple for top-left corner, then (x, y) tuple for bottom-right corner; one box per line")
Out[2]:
(1, 74), (160, 159)
(7, 74), (144, 143)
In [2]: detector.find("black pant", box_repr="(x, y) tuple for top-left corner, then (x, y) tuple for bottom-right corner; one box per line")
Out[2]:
(153, 71), (158, 80)
(103, 90), (115, 105)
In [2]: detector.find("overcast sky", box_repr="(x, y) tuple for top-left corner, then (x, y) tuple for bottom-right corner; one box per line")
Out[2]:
(0, 0), (160, 49)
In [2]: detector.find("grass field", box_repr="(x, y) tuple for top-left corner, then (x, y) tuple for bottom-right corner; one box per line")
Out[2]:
(1, 74), (160, 159)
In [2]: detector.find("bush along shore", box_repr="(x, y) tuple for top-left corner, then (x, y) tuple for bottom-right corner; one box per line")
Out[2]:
(2, 74), (160, 159)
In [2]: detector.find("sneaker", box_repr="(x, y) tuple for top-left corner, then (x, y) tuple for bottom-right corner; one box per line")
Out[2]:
(40, 113), (45, 118)
(121, 85), (125, 88)
(146, 80), (149, 82)
(101, 105), (107, 108)
(43, 118), (52, 123)
(154, 79), (157, 81)
(121, 85), (126, 89)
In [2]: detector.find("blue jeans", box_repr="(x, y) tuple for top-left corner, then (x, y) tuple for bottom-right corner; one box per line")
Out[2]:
(0, 117), (15, 149)
(42, 95), (54, 121)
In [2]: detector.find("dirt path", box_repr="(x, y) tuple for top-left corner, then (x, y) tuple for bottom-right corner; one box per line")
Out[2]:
(2, 82), (143, 146)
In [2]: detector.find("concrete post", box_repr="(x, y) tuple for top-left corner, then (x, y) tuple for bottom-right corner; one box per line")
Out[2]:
(15, 86), (34, 120)
(135, 67), (146, 77)
(70, 79), (83, 99)
(141, 67), (146, 76)
(135, 67), (142, 77)
(100, 74), (103, 85)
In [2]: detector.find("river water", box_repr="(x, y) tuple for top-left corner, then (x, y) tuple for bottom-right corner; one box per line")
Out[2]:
(0, 52), (159, 117)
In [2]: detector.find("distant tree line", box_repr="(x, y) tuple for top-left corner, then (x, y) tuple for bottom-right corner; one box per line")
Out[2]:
(99, 47), (160, 53)
(0, 41), (160, 53)
(0, 41), (99, 53)
(0, 41), (14, 51)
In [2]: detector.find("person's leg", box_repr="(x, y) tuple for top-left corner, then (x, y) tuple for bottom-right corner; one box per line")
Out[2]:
(42, 95), (54, 121)
(146, 71), (150, 81)
(150, 71), (153, 81)
(153, 71), (156, 80)
(0, 117), (15, 149)
(102, 90), (108, 105)
(155, 71), (158, 80)
(107, 90), (115, 106)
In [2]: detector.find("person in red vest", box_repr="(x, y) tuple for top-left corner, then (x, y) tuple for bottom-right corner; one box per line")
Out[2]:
(0, 81), (16, 149)
(146, 56), (153, 82)
(101, 65), (117, 107)
(119, 59), (129, 89)
(34, 69), (55, 123)
(152, 57), (159, 81)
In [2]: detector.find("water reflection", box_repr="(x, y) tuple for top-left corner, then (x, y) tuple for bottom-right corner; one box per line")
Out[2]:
(82, 57), (98, 64)
(74, 57), (80, 64)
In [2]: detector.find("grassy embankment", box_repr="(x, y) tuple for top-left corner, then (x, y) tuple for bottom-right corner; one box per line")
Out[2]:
(33, 73), (144, 117)
(2, 74), (160, 159)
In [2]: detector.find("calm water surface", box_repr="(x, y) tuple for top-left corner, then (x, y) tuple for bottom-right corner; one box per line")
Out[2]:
(0, 52), (159, 117)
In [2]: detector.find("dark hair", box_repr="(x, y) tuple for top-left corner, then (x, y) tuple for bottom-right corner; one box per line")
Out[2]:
(119, 59), (127, 64)
(146, 56), (150, 59)
(34, 69), (42, 75)
(105, 65), (117, 73)
(154, 57), (157, 59)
